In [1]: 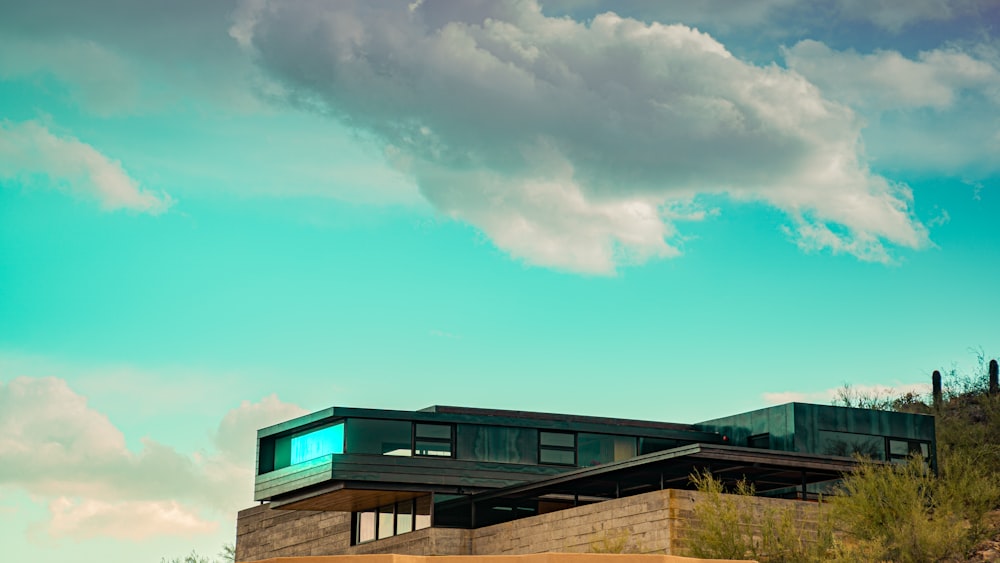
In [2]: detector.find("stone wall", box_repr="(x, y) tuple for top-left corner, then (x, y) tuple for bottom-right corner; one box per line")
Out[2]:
(236, 489), (822, 562)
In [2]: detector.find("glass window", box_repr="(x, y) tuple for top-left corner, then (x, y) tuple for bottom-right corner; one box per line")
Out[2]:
(539, 448), (575, 465)
(577, 434), (637, 466)
(415, 496), (431, 530)
(290, 423), (344, 465)
(540, 431), (575, 448)
(396, 500), (413, 534)
(889, 439), (910, 457)
(356, 510), (375, 544)
(415, 423), (452, 439)
(415, 440), (452, 457)
(457, 425), (538, 464)
(346, 419), (412, 456)
(378, 504), (394, 539)
(818, 430), (886, 460)
(270, 422), (345, 471)
(539, 431), (575, 466)
(414, 423), (452, 457)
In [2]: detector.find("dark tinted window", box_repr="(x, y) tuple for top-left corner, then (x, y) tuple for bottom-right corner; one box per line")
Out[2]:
(346, 419), (412, 456)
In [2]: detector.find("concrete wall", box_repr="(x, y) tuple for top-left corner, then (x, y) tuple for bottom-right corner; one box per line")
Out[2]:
(236, 489), (821, 562)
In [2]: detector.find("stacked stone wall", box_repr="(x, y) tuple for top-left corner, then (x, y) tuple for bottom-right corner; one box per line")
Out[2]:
(235, 489), (822, 561)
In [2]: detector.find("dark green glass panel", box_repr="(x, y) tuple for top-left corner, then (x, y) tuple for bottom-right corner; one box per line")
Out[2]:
(415, 423), (451, 439)
(818, 430), (886, 460)
(273, 435), (291, 470)
(346, 419), (412, 456)
(540, 431), (574, 447)
(457, 425), (538, 464)
(539, 448), (574, 465)
(578, 434), (636, 467)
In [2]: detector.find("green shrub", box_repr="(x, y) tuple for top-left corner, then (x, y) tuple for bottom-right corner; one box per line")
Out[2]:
(830, 454), (1000, 562)
(686, 470), (835, 562)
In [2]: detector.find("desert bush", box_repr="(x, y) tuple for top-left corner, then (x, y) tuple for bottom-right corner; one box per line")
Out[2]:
(830, 454), (1000, 562)
(686, 470), (834, 562)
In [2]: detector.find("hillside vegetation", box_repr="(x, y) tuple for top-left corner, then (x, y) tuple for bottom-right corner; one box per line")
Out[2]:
(688, 358), (1000, 562)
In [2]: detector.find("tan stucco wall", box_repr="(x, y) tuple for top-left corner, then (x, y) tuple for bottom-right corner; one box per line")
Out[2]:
(236, 489), (818, 562)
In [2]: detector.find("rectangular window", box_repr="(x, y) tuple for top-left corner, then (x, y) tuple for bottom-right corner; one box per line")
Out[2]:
(539, 431), (575, 466)
(355, 510), (376, 544)
(290, 423), (345, 465)
(396, 500), (413, 534)
(415, 496), (431, 530)
(269, 421), (345, 471)
(414, 423), (453, 457)
(346, 419), (412, 456)
(577, 434), (636, 467)
(351, 497), (430, 545)
(378, 504), (394, 539)
(818, 430), (886, 460)
(457, 425), (538, 464)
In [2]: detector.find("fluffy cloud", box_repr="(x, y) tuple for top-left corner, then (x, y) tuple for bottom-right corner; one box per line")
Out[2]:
(0, 376), (305, 540)
(0, 121), (172, 213)
(46, 498), (216, 541)
(785, 40), (1000, 175)
(234, 0), (928, 272)
(785, 40), (1000, 111)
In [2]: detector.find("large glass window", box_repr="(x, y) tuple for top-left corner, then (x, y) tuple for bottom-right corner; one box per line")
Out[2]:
(539, 431), (575, 466)
(352, 497), (430, 545)
(269, 422), (345, 471)
(577, 434), (637, 467)
(414, 423), (453, 457)
(818, 430), (886, 460)
(346, 419), (412, 456)
(290, 423), (345, 465)
(457, 425), (538, 464)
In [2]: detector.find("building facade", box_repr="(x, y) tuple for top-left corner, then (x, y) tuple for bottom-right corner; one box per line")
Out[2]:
(236, 403), (935, 561)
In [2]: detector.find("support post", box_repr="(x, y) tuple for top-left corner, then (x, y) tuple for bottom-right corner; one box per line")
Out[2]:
(932, 370), (942, 410)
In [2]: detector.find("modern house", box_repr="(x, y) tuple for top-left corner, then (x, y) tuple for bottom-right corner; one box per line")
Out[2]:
(236, 403), (935, 561)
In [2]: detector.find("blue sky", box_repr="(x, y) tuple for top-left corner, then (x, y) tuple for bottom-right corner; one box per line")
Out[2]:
(1, 1), (999, 561)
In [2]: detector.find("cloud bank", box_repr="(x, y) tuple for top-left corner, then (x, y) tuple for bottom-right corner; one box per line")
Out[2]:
(234, 0), (928, 273)
(0, 121), (172, 214)
(0, 376), (305, 540)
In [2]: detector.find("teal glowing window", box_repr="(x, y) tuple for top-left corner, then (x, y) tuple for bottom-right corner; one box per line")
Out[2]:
(290, 423), (345, 465)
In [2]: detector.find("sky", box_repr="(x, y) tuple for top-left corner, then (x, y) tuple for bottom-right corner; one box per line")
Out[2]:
(1, 0), (999, 561)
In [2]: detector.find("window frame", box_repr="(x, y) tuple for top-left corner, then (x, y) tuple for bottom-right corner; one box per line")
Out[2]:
(538, 430), (576, 466)
(413, 422), (455, 458)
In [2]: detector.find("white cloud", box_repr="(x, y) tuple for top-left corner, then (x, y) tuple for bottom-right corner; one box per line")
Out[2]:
(785, 40), (1000, 175)
(0, 120), (172, 213)
(785, 40), (1000, 111)
(46, 498), (217, 541)
(234, 0), (928, 273)
(0, 375), (305, 540)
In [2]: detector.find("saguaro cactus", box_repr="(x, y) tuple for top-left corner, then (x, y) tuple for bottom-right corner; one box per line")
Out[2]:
(932, 370), (942, 410)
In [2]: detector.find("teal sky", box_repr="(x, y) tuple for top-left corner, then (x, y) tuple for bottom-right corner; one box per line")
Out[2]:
(1, 1), (999, 561)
